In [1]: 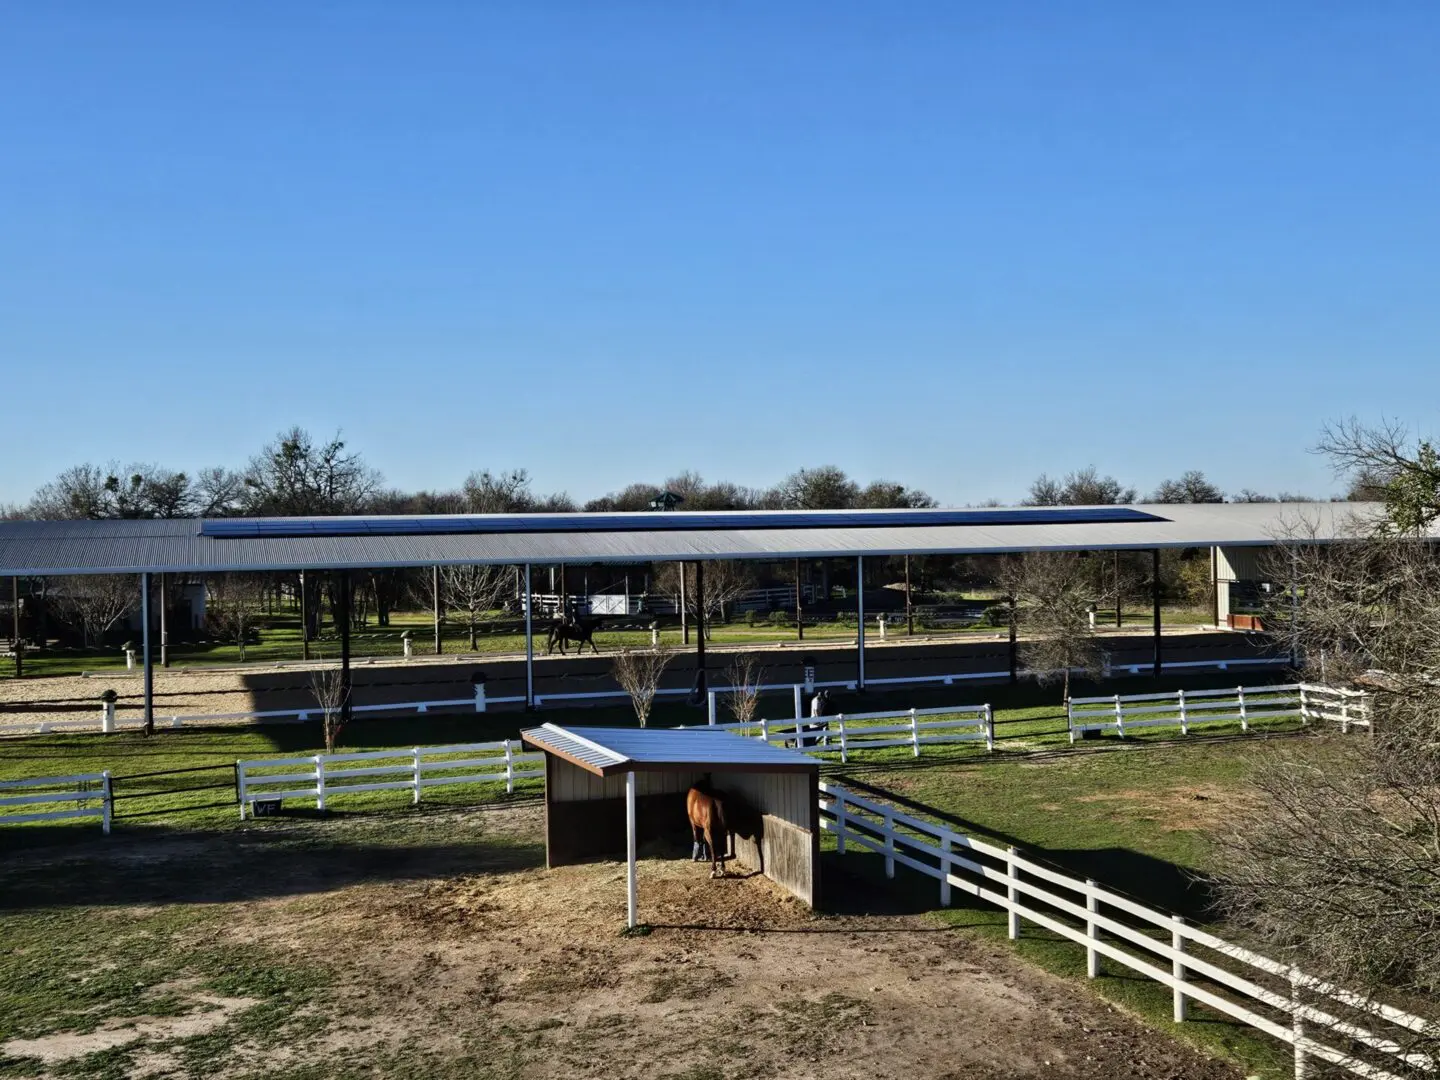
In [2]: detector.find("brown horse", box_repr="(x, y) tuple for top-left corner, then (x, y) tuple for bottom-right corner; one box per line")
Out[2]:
(686, 785), (728, 879)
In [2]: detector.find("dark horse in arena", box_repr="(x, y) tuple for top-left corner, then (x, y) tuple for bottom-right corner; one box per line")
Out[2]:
(545, 614), (604, 655)
(686, 782), (729, 878)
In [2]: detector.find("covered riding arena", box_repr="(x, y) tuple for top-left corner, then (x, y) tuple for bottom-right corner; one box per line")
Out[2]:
(521, 723), (821, 923)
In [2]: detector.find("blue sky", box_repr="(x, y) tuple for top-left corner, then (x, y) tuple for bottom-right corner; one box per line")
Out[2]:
(3, 2), (1438, 507)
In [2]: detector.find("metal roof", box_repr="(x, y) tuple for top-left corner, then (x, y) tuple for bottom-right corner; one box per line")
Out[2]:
(0, 502), (1409, 576)
(521, 723), (819, 776)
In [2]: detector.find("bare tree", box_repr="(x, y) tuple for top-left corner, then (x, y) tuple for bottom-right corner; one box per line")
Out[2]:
(1211, 524), (1440, 1064)
(52, 574), (136, 648)
(439, 565), (512, 649)
(1317, 416), (1440, 534)
(310, 660), (351, 753)
(612, 644), (675, 728)
(653, 561), (755, 638)
(208, 573), (262, 661)
(999, 553), (1103, 703)
(724, 656), (766, 723)
(1024, 467), (1136, 507)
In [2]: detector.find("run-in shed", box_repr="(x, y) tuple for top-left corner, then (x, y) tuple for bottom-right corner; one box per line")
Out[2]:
(520, 724), (821, 926)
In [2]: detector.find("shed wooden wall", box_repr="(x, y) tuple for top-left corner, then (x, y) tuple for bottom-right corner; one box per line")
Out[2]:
(541, 756), (821, 909)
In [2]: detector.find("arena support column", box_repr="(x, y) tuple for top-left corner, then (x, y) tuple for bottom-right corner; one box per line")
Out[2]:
(693, 561), (707, 700)
(524, 564), (535, 709)
(625, 769), (638, 929)
(856, 556), (866, 691)
(141, 572), (154, 734)
(1151, 549), (1162, 678)
(338, 570), (353, 732)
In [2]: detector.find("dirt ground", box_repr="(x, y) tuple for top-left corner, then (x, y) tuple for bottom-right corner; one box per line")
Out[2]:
(3, 805), (1242, 1080)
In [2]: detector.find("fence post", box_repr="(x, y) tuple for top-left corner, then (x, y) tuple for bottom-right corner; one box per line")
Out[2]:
(834, 789), (847, 855)
(504, 739), (515, 794)
(1177, 689), (1188, 736)
(1067, 697), (1076, 744)
(1238, 686), (1248, 733)
(707, 690), (717, 726)
(910, 708), (920, 757)
(412, 747), (422, 804)
(793, 684), (803, 726)
(760, 718), (769, 744)
(1114, 694), (1124, 738)
(236, 760), (247, 821)
(1172, 914), (1188, 1022)
(883, 808), (895, 879)
(1007, 847), (1021, 939)
(940, 834), (952, 906)
(1085, 879), (1099, 977)
(1339, 699), (1350, 735)
(101, 770), (112, 835)
(984, 705), (994, 752)
(1291, 967), (1308, 1079)
(838, 715), (847, 763)
(314, 754), (325, 812)
(1299, 684), (1309, 726)
(473, 681), (487, 713)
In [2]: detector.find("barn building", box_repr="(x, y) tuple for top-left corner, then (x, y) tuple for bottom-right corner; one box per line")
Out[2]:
(521, 723), (821, 925)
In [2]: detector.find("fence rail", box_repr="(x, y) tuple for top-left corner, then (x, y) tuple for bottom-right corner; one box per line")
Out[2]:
(1068, 682), (1373, 742)
(684, 704), (994, 762)
(236, 740), (542, 819)
(818, 782), (1435, 1080)
(0, 772), (112, 833)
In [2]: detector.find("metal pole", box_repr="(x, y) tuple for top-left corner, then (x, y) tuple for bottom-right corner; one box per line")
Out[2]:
(625, 769), (638, 929)
(10, 577), (20, 677)
(679, 561), (688, 645)
(856, 556), (866, 690)
(524, 564), (535, 709)
(694, 561), (706, 698)
(1211, 547), (1220, 629)
(1152, 549), (1162, 677)
(433, 565), (442, 654)
(299, 569), (310, 661)
(1114, 551), (1123, 628)
(795, 558), (804, 641)
(905, 555), (913, 635)
(338, 570), (352, 731)
(159, 572), (169, 667)
(141, 572), (153, 734)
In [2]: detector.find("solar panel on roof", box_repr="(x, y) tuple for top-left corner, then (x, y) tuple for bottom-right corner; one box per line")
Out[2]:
(200, 506), (1166, 540)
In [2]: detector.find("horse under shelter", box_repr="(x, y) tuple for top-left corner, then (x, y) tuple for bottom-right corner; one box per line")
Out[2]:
(520, 724), (821, 926)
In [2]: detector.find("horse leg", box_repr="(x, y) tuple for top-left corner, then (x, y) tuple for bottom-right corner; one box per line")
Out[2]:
(691, 823), (706, 861)
(707, 824), (723, 878)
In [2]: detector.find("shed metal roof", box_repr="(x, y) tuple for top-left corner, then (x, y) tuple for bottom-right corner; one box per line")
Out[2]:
(0, 502), (1406, 576)
(521, 723), (819, 777)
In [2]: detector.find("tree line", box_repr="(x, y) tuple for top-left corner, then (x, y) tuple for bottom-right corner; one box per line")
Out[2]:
(4, 424), (1343, 523)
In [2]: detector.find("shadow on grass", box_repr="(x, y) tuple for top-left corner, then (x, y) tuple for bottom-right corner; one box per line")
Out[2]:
(0, 804), (546, 911)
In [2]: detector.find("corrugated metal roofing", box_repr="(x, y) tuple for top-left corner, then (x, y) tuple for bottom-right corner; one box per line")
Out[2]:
(200, 506), (1164, 538)
(0, 502), (1409, 576)
(521, 723), (818, 776)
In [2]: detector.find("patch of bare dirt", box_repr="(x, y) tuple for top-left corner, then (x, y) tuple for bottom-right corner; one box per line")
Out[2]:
(204, 807), (1241, 1080)
(1075, 784), (1263, 830)
(2, 992), (257, 1064)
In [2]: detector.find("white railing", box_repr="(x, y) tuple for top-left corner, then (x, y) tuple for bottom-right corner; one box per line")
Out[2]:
(685, 705), (994, 762)
(0, 772), (112, 833)
(235, 740), (541, 819)
(819, 782), (1436, 1080)
(1068, 683), (1373, 742)
(1298, 683), (1374, 733)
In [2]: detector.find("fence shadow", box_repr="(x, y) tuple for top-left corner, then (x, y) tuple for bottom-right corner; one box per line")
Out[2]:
(0, 816), (546, 911)
(830, 777), (1215, 921)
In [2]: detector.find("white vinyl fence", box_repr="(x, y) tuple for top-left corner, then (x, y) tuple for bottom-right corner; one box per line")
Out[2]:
(0, 772), (112, 833)
(819, 782), (1436, 1080)
(689, 705), (994, 762)
(1068, 683), (1373, 742)
(236, 740), (543, 819)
